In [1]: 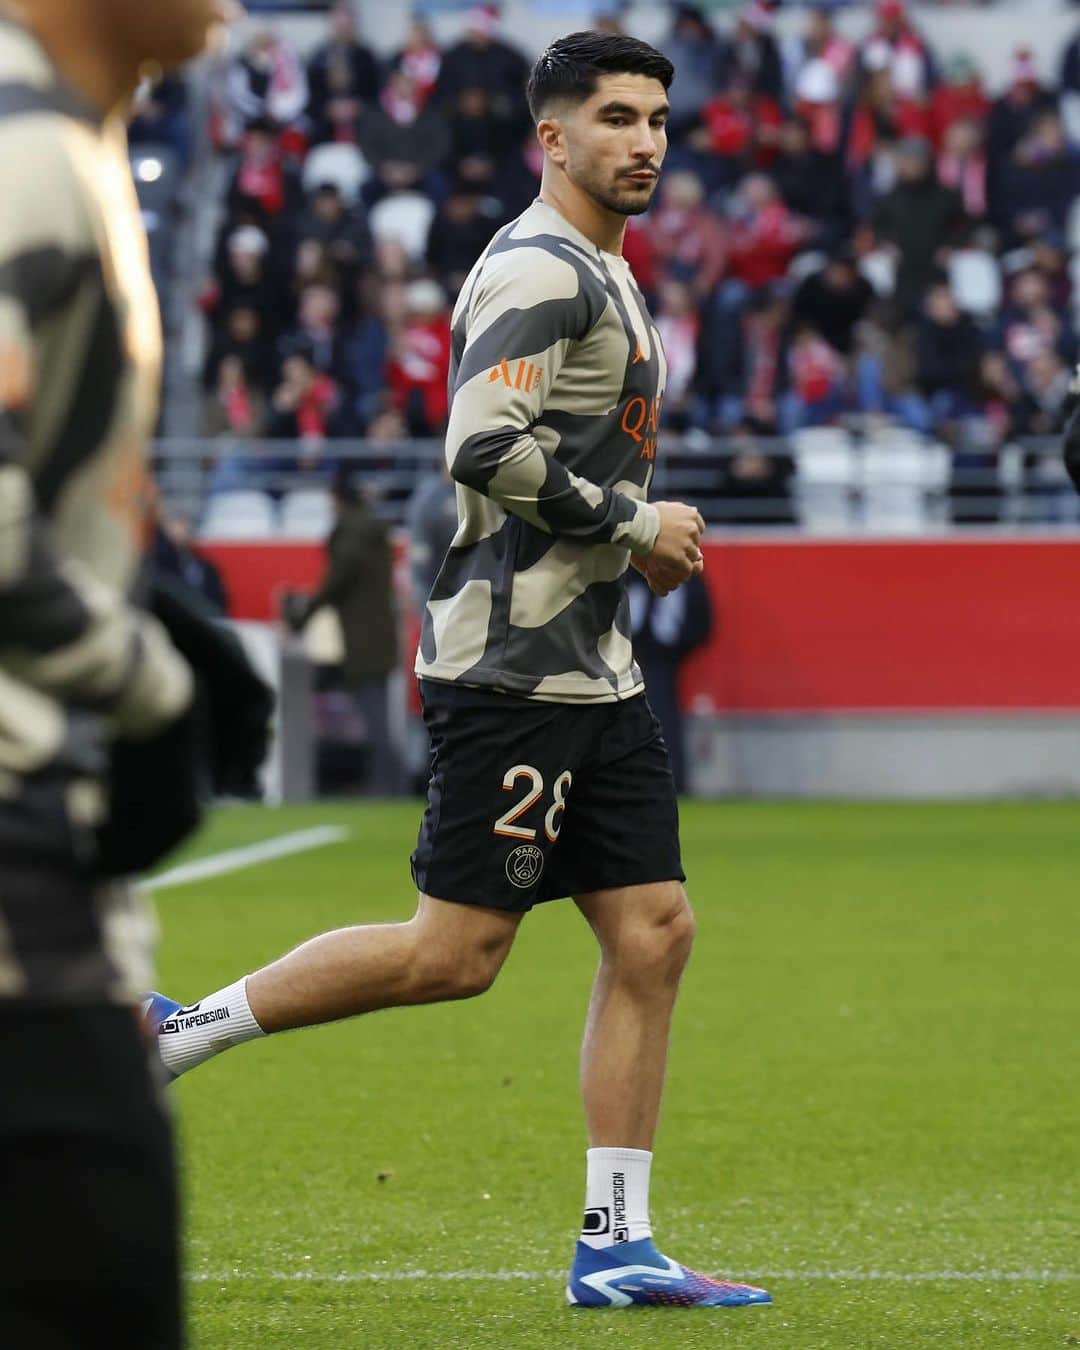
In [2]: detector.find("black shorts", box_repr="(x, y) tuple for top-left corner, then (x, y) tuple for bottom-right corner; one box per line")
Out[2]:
(412, 682), (685, 912)
(0, 1002), (181, 1349)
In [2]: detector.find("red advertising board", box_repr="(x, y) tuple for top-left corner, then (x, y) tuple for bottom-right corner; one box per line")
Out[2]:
(200, 536), (1080, 712)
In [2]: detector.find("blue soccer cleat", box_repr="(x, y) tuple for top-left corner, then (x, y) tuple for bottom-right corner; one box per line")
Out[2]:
(566, 1238), (772, 1308)
(142, 991), (183, 1080)
(142, 990), (182, 1033)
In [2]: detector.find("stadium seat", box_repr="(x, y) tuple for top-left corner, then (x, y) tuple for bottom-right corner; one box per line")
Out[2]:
(369, 192), (437, 262)
(301, 143), (370, 206)
(280, 488), (335, 539)
(200, 490), (277, 540)
(787, 250), (828, 285)
(859, 249), (896, 298)
(948, 250), (1002, 319)
(791, 427), (857, 534)
(860, 430), (948, 534)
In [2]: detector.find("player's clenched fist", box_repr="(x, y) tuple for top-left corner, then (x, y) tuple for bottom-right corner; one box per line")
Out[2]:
(639, 500), (705, 595)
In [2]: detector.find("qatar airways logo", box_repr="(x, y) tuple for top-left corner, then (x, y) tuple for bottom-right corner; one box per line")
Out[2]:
(620, 395), (662, 460)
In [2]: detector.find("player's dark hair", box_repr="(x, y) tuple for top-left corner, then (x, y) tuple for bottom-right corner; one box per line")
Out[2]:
(526, 32), (674, 123)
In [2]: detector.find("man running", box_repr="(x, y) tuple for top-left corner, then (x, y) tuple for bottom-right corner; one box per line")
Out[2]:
(151, 31), (771, 1311)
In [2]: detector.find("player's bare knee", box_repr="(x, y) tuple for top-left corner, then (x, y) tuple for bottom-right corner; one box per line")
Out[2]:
(652, 894), (695, 976)
(607, 889), (695, 985)
(452, 948), (504, 999)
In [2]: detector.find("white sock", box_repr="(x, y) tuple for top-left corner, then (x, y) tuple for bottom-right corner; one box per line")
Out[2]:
(580, 1146), (653, 1248)
(157, 977), (264, 1077)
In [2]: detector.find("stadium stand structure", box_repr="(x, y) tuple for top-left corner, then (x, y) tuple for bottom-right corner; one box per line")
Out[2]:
(147, 0), (1079, 536)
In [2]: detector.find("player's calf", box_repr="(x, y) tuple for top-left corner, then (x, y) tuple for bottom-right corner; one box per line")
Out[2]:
(145, 897), (520, 1077)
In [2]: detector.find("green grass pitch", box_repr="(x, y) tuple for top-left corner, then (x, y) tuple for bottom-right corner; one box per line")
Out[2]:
(156, 800), (1080, 1349)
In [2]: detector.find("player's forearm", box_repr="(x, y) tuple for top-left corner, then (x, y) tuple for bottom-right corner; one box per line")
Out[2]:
(449, 426), (659, 553)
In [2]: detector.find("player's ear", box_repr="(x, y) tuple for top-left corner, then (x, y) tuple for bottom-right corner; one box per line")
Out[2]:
(536, 115), (567, 167)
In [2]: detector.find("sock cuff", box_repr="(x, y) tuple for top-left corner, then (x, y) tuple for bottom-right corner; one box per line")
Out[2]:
(586, 1147), (653, 1166)
(227, 975), (265, 1037)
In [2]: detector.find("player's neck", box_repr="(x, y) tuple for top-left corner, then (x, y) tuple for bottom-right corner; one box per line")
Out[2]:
(5, 0), (141, 119)
(539, 175), (626, 258)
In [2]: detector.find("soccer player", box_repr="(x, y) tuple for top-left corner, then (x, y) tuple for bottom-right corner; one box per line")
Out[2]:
(150, 32), (772, 1310)
(0, 1), (233, 1345)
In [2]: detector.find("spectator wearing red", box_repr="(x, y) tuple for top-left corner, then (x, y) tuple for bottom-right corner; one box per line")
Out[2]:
(698, 77), (783, 169)
(859, 0), (937, 104)
(782, 325), (848, 430)
(204, 354), (268, 439)
(392, 18), (442, 108)
(937, 118), (987, 220)
(793, 57), (844, 155)
(653, 281), (700, 430)
(846, 62), (930, 176)
(727, 174), (807, 290)
(621, 217), (658, 300)
(355, 71), (452, 203)
(307, 2), (382, 146)
(387, 280), (451, 436)
(930, 55), (988, 149)
(643, 170), (728, 302)
(794, 7), (855, 92)
(228, 119), (303, 220)
(226, 29), (308, 141)
(735, 287), (789, 430)
(270, 345), (344, 444)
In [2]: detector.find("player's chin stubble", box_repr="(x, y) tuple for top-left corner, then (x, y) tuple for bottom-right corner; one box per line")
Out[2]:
(586, 175), (660, 218)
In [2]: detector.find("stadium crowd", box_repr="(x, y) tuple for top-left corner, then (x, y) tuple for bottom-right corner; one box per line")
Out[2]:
(193, 1), (1080, 518)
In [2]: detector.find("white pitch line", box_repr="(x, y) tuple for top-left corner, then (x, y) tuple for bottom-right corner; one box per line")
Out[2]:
(187, 1268), (1080, 1285)
(145, 825), (350, 892)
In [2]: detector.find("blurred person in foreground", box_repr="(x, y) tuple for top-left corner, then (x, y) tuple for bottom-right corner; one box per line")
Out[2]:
(146, 31), (774, 1313)
(0, 2), (240, 1346)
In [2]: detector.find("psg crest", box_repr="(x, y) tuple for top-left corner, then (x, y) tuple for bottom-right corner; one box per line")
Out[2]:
(505, 844), (544, 889)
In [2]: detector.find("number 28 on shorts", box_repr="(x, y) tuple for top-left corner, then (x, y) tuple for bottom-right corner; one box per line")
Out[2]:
(493, 764), (572, 843)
